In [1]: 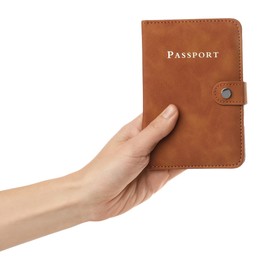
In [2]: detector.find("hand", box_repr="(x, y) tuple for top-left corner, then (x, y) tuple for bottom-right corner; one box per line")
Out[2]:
(0, 104), (184, 250)
(77, 104), (185, 221)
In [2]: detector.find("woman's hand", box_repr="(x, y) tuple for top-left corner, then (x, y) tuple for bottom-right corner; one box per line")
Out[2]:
(78, 104), (184, 221)
(0, 104), (184, 250)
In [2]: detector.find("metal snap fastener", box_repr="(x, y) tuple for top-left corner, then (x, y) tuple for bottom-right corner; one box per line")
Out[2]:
(221, 88), (232, 99)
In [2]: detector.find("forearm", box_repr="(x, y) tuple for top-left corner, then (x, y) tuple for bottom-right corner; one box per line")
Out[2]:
(0, 106), (181, 250)
(0, 173), (86, 250)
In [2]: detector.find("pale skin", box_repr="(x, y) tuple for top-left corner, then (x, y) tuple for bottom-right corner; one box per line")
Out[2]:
(0, 104), (184, 250)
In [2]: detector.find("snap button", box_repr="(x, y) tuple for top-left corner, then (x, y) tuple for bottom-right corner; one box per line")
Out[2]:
(221, 88), (232, 99)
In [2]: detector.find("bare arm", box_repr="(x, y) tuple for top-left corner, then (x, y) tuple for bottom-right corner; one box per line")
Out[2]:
(0, 105), (184, 250)
(0, 174), (85, 250)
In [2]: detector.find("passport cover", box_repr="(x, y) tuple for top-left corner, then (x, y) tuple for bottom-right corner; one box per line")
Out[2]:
(142, 18), (247, 169)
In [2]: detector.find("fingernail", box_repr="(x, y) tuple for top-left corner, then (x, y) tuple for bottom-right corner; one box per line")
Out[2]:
(162, 105), (176, 119)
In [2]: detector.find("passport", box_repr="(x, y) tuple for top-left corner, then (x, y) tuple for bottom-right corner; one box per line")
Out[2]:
(142, 18), (247, 169)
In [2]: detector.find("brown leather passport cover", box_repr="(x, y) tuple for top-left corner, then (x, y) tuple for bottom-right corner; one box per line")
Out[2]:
(142, 18), (247, 169)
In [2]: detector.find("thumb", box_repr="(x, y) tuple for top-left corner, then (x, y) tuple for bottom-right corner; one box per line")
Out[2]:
(131, 104), (179, 155)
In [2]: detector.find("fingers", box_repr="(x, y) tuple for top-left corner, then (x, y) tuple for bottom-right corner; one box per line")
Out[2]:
(166, 169), (186, 181)
(141, 169), (185, 196)
(114, 115), (143, 143)
(130, 104), (179, 155)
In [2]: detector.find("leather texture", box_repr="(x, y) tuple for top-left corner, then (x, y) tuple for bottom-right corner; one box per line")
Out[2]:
(142, 18), (247, 169)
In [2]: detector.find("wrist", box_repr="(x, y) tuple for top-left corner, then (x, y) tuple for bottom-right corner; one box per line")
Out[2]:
(71, 164), (115, 222)
(62, 171), (91, 223)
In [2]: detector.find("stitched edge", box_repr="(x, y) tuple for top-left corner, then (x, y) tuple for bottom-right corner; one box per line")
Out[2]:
(148, 107), (244, 169)
(143, 19), (244, 169)
(143, 19), (237, 24)
(213, 83), (245, 104)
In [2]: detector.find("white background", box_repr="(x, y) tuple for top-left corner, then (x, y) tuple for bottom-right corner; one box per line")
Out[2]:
(0, 0), (270, 259)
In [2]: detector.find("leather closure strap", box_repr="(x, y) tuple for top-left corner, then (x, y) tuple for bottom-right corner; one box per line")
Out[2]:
(212, 81), (247, 106)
